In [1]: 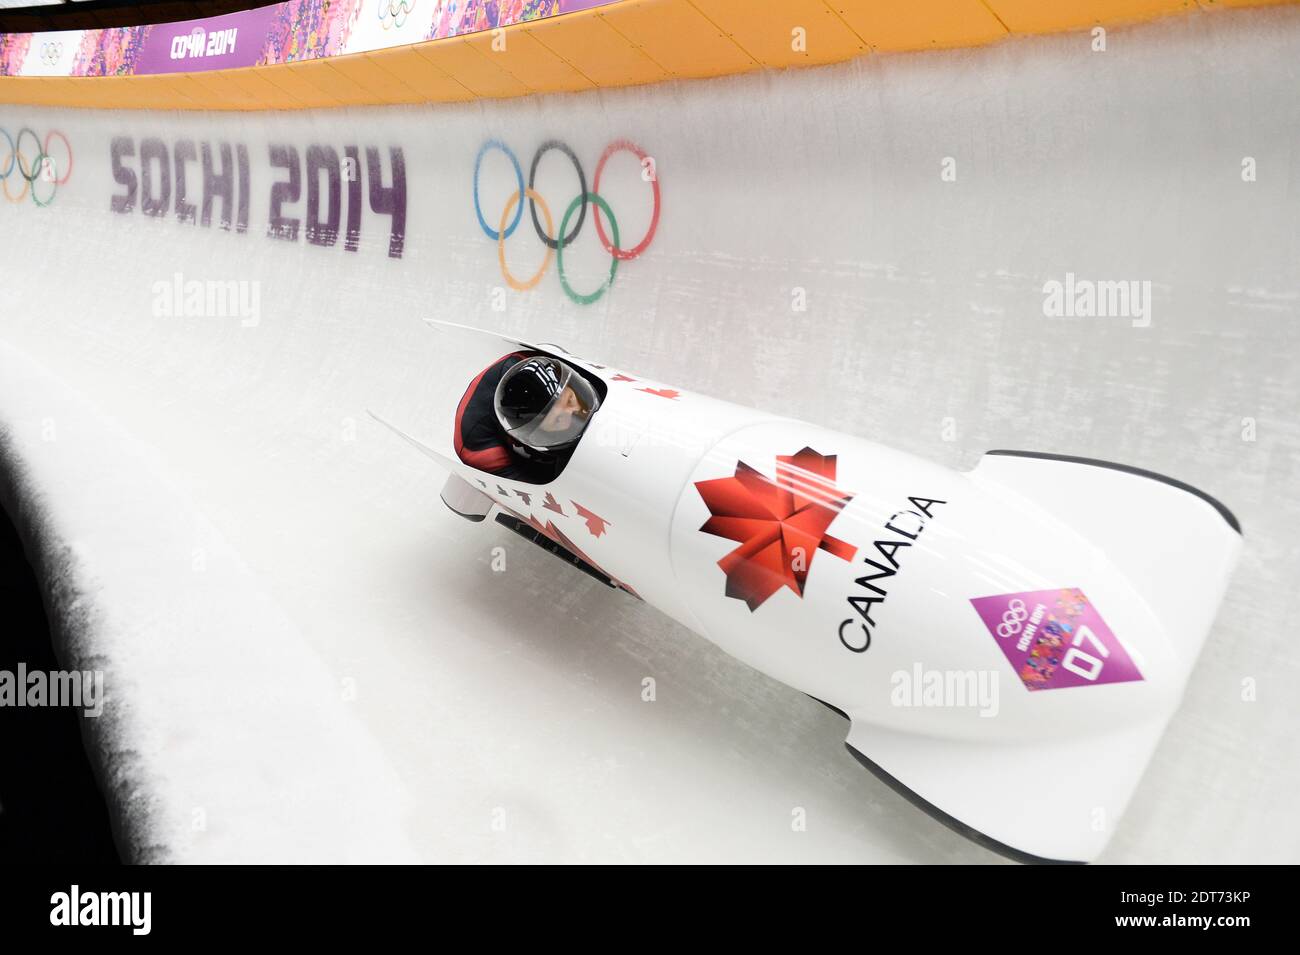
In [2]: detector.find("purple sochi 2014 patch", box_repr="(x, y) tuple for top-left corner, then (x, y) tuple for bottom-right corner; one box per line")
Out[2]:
(970, 588), (1144, 691)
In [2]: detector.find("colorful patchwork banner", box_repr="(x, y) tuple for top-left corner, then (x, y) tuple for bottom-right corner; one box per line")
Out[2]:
(0, 0), (617, 77)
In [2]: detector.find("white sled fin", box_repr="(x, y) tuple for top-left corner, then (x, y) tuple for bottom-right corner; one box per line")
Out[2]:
(369, 412), (497, 522)
(422, 319), (586, 368)
(422, 318), (549, 354)
(845, 714), (1167, 863)
(367, 410), (459, 473)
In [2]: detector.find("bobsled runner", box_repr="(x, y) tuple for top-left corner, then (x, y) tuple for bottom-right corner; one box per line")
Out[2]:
(372, 320), (1242, 864)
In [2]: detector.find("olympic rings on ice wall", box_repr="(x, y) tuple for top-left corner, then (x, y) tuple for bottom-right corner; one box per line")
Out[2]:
(474, 139), (660, 305)
(1, 127), (73, 207)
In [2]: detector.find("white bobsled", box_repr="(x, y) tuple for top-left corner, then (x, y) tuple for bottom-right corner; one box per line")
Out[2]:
(373, 320), (1242, 864)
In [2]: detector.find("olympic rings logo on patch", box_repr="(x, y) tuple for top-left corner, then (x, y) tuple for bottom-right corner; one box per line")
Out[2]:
(473, 139), (661, 306)
(995, 599), (1030, 639)
(1, 127), (73, 208)
(378, 0), (414, 30)
(40, 41), (64, 66)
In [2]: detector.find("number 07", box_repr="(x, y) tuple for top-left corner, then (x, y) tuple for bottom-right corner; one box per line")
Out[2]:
(1062, 624), (1109, 681)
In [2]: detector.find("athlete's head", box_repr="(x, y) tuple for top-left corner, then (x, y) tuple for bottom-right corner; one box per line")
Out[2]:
(494, 355), (600, 456)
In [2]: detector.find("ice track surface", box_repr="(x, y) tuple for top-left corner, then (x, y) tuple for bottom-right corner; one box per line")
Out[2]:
(0, 8), (1298, 862)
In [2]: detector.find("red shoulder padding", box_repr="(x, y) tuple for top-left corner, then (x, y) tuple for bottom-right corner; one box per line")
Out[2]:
(452, 351), (528, 473)
(458, 443), (514, 472)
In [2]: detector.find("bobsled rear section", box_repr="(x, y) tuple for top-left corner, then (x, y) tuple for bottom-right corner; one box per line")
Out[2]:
(668, 422), (1241, 863)
(851, 451), (1241, 863)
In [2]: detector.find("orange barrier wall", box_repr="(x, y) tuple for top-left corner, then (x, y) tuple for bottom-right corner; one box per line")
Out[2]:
(0, 0), (1292, 110)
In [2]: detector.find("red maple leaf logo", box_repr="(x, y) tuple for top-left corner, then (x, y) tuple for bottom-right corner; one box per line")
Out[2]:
(572, 501), (610, 538)
(694, 448), (858, 611)
(638, 387), (680, 400)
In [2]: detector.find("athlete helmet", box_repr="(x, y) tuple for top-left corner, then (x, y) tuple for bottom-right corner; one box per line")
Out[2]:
(494, 356), (601, 454)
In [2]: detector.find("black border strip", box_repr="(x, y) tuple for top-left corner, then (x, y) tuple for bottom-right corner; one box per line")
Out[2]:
(0, 0), (270, 34)
(985, 449), (1242, 535)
